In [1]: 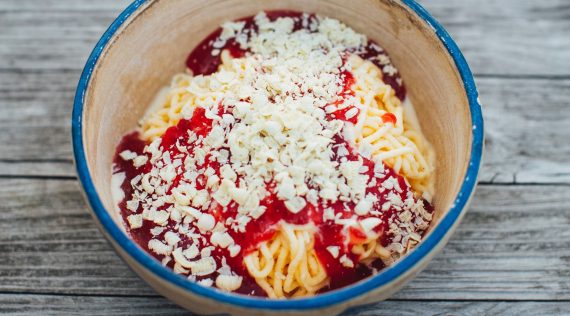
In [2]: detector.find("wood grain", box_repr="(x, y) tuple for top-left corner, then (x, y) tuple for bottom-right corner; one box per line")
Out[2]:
(1, 0), (569, 76)
(0, 294), (189, 316)
(1, 0), (569, 314)
(0, 69), (76, 162)
(478, 78), (570, 184)
(0, 160), (74, 178)
(1, 179), (569, 300)
(1, 1), (569, 182)
(420, 0), (570, 76)
(1, 294), (569, 316)
(3, 70), (569, 184)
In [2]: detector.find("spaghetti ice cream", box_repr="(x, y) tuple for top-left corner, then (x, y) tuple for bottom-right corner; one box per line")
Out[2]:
(112, 11), (435, 298)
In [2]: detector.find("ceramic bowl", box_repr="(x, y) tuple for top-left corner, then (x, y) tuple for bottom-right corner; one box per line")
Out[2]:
(72, 0), (483, 314)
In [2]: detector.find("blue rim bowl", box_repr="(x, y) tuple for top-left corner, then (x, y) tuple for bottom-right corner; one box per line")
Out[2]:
(72, 0), (483, 312)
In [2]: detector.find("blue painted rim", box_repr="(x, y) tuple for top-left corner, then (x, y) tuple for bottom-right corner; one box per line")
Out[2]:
(72, 0), (483, 311)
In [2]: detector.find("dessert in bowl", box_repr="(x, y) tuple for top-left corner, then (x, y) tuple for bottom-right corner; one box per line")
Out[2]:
(72, 0), (483, 315)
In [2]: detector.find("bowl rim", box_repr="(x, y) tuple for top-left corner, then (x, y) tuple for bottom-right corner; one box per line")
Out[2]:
(72, 0), (483, 311)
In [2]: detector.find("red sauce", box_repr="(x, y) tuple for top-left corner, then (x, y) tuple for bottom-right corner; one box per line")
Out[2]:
(382, 113), (397, 125)
(326, 69), (360, 124)
(114, 10), (427, 296)
(185, 11), (405, 101)
(186, 27), (249, 76)
(114, 110), (432, 295)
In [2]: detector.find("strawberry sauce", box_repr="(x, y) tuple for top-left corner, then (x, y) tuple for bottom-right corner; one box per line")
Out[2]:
(114, 110), (432, 295)
(114, 10), (428, 297)
(186, 11), (405, 101)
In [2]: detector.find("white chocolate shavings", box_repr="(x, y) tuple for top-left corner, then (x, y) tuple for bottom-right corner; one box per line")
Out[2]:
(133, 155), (148, 168)
(148, 239), (171, 256)
(127, 214), (143, 229)
(327, 246), (340, 259)
(119, 150), (137, 161)
(198, 278), (214, 287)
(114, 12), (432, 293)
(359, 217), (382, 236)
(215, 274), (243, 292)
(191, 257), (217, 276)
(339, 254), (354, 268)
(196, 214), (216, 232)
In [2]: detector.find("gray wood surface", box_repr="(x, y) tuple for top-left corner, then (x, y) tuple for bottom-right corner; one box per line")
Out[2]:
(0, 0), (569, 315)
(1, 295), (570, 316)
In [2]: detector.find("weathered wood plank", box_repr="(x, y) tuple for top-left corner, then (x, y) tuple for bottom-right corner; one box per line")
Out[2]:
(0, 179), (155, 295)
(1, 2), (569, 180)
(479, 78), (570, 184)
(1, 0), (569, 180)
(345, 300), (570, 316)
(421, 0), (570, 76)
(0, 294), (190, 316)
(0, 0), (569, 76)
(1, 294), (570, 316)
(0, 160), (74, 178)
(3, 70), (570, 184)
(1, 179), (569, 300)
(0, 0), (127, 11)
(0, 69), (77, 163)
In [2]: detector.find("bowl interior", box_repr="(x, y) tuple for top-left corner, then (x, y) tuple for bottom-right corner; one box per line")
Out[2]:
(82, 0), (471, 288)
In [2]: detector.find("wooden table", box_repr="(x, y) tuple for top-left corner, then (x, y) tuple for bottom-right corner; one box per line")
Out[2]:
(1, 0), (569, 315)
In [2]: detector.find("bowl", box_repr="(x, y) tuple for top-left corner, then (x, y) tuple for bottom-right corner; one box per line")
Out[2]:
(72, 0), (483, 314)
